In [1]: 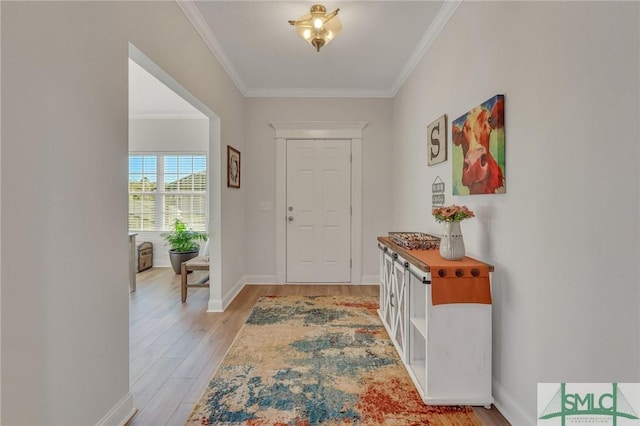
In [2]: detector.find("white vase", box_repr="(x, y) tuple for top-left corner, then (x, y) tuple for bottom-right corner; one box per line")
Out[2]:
(439, 221), (465, 260)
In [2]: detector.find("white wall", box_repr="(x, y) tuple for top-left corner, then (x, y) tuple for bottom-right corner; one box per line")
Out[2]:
(0, 3), (3, 421)
(1, 2), (244, 425)
(392, 2), (640, 424)
(244, 98), (393, 282)
(129, 118), (208, 152)
(129, 118), (209, 267)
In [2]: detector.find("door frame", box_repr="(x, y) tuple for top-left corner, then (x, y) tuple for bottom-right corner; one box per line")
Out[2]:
(269, 121), (367, 284)
(129, 44), (223, 311)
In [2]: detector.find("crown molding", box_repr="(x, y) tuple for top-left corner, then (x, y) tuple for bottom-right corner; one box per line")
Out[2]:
(176, 0), (249, 96)
(129, 113), (208, 120)
(245, 87), (394, 98)
(177, 0), (461, 99)
(390, 0), (462, 96)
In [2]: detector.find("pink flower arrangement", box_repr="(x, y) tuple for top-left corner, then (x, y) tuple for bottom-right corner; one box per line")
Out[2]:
(432, 204), (475, 223)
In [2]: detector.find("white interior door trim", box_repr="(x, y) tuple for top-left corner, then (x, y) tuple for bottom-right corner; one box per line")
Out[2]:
(270, 121), (367, 284)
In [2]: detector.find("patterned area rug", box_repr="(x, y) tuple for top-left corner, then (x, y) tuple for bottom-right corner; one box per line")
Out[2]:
(186, 295), (481, 425)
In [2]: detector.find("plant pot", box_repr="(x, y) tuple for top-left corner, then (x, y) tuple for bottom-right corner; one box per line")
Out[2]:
(169, 249), (200, 274)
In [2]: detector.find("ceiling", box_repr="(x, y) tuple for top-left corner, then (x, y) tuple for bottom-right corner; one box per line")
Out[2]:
(129, 59), (206, 119)
(129, 1), (460, 118)
(179, 1), (460, 98)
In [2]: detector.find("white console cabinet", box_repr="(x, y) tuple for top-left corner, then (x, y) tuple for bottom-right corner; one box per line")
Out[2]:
(377, 238), (493, 407)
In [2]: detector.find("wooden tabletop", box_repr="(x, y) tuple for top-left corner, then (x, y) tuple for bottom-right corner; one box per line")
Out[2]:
(377, 236), (494, 272)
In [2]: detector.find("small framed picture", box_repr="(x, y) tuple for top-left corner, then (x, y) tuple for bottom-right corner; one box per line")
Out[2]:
(427, 114), (448, 166)
(227, 145), (241, 188)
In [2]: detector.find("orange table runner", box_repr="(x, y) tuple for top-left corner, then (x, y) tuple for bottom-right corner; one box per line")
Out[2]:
(378, 237), (492, 305)
(430, 264), (491, 305)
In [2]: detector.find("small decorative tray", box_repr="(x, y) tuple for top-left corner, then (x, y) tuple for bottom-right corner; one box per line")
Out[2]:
(388, 232), (440, 250)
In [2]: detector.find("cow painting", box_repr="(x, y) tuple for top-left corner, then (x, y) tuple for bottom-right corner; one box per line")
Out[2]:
(452, 95), (505, 195)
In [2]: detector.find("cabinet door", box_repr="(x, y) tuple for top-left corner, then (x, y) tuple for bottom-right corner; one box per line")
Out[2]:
(381, 250), (394, 328)
(391, 257), (409, 361)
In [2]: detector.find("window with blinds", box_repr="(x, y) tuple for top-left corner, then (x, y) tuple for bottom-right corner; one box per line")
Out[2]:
(129, 153), (207, 232)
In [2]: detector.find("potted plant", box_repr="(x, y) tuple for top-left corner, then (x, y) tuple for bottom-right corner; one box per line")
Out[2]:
(161, 219), (208, 274)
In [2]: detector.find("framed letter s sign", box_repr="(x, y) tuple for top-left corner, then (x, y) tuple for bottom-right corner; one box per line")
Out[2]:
(427, 114), (447, 166)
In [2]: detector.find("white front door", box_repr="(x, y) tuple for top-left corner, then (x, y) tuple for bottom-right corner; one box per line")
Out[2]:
(286, 139), (351, 283)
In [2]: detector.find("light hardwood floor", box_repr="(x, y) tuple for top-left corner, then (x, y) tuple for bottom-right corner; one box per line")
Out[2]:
(128, 267), (510, 425)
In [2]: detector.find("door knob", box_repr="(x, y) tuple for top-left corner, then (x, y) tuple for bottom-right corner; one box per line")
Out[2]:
(288, 216), (294, 221)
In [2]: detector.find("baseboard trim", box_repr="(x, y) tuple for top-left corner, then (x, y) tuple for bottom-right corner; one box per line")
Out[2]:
(492, 379), (534, 426)
(244, 275), (277, 284)
(207, 298), (223, 312)
(361, 275), (379, 285)
(221, 275), (246, 310)
(95, 392), (135, 426)
(207, 275), (269, 312)
(244, 276), (377, 285)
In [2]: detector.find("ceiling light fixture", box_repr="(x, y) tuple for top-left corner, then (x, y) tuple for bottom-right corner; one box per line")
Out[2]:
(288, 5), (342, 52)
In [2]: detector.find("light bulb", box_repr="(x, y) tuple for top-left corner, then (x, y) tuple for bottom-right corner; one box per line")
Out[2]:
(313, 18), (323, 29)
(303, 29), (311, 39)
